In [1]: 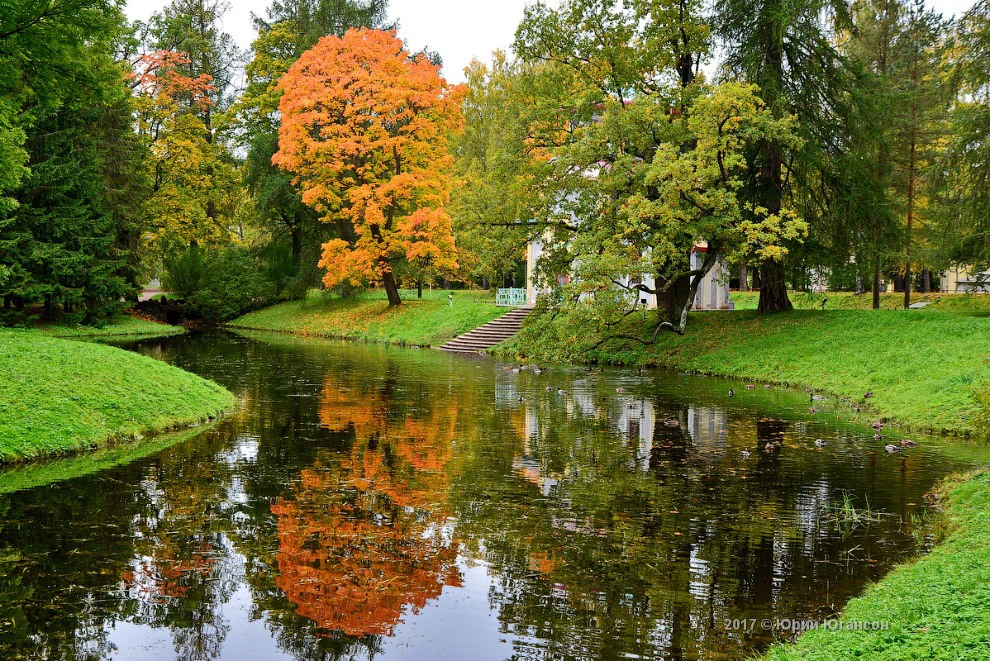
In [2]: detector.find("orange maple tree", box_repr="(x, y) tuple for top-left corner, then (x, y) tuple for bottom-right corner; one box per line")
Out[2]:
(273, 28), (466, 306)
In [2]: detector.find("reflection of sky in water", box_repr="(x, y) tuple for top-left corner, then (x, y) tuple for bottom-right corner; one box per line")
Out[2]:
(0, 332), (987, 660)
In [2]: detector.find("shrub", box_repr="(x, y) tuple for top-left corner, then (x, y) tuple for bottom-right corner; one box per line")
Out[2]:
(162, 247), (206, 298)
(187, 246), (272, 322)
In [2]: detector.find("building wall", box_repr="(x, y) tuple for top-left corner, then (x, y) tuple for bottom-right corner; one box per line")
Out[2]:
(526, 237), (731, 310)
(943, 266), (990, 293)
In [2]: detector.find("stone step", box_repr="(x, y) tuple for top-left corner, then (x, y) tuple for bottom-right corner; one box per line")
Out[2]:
(436, 306), (533, 353)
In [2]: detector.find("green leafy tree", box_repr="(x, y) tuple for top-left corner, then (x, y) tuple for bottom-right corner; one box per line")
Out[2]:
(136, 0), (241, 259)
(937, 0), (990, 275)
(0, 4), (144, 322)
(0, 0), (118, 212)
(449, 53), (548, 289)
(511, 0), (803, 338)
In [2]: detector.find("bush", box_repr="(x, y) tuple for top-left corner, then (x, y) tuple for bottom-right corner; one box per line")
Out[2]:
(187, 246), (272, 322)
(162, 247), (206, 298)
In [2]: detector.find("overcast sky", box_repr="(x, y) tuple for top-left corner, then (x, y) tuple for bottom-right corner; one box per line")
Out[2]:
(124, 0), (977, 84)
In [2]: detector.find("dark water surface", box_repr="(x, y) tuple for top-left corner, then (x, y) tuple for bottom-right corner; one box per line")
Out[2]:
(1, 330), (987, 660)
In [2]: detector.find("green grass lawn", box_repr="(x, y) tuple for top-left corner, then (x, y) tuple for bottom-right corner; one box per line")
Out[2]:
(35, 312), (184, 338)
(731, 290), (990, 312)
(230, 288), (510, 345)
(505, 308), (990, 437)
(761, 469), (990, 661)
(0, 329), (235, 462)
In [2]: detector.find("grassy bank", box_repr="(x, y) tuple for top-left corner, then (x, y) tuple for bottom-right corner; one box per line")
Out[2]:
(230, 288), (509, 345)
(37, 312), (183, 338)
(732, 290), (990, 312)
(504, 308), (990, 436)
(761, 469), (990, 660)
(0, 329), (235, 462)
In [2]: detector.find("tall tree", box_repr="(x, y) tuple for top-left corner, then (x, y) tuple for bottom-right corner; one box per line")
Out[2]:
(0, 0), (118, 212)
(273, 28), (465, 306)
(511, 0), (804, 339)
(890, 0), (950, 306)
(449, 53), (547, 289)
(0, 1), (144, 321)
(131, 50), (231, 257)
(236, 0), (392, 286)
(138, 0), (240, 255)
(842, 0), (907, 308)
(936, 1), (989, 276)
(712, 0), (853, 312)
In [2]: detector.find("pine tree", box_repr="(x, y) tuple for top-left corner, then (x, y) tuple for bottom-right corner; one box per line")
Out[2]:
(712, 0), (853, 312)
(941, 0), (990, 272)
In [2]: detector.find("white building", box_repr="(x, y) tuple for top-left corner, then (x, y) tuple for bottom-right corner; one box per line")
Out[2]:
(525, 233), (731, 310)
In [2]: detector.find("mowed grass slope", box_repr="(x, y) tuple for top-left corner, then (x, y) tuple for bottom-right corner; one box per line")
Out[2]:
(507, 309), (990, 436)
(38, 313), (183, 337)
(0, 330), (235, 462)
(231, 289), (509, 345)
(731, 290), (990, 312)
(762, 470), (990, 661)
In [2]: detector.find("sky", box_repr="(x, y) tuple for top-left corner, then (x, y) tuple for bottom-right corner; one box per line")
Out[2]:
(124, 0), (976, 84)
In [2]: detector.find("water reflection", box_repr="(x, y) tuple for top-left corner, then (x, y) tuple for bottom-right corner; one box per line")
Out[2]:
(267, 374), (463, 638)
(0, 331), (985, 660)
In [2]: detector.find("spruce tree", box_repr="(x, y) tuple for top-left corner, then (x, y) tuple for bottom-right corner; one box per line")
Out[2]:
(712, 0), (853, 311)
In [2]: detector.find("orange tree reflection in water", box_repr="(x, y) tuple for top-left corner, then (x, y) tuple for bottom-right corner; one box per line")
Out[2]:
(270, 376), (463, 637)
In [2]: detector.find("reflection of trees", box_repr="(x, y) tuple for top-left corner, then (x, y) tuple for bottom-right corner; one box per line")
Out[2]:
(446, 386), (951, 659)
(122, 429), (240, 661)
(267, 374), (463, 637)
(0, 332), (978, 660)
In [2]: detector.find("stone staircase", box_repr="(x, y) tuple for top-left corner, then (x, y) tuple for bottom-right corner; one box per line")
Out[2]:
(437, 306), (533, 353)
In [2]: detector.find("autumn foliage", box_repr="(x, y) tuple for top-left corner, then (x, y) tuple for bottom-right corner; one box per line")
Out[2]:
(269, 375), (463, 637)
(273, 28), (466, 305)
(131, 50), (232, 255)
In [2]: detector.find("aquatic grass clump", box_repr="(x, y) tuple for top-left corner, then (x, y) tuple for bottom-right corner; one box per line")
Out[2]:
(762, 469), (990, 660)
(822, 492), (884, 526)
(0, 329), (235, 462)
(820, 492), (889, 539)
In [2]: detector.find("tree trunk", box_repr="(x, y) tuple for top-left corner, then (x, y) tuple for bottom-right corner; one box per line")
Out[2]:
(922, 268), (931, 293)
(382, 270), (402, 306)
(656, 274), (691, 326)
(291, 230), (302, 268)
(755, 138), (792, 312)
(904, 128), (916, 309)
(417, 277), (423, 299)
(757, 260), (792, 313)
(872, 262), (881, 310)
(738, 264), (749, 291)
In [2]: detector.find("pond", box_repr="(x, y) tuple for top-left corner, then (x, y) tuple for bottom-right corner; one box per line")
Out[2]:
(0, 331), (987, 660)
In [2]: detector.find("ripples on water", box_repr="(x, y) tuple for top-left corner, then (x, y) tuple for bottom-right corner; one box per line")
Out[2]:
(0, 330), (985, 660)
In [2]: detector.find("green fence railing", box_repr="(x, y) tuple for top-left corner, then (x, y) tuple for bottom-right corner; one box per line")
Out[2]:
(496, 288), (528, 307)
